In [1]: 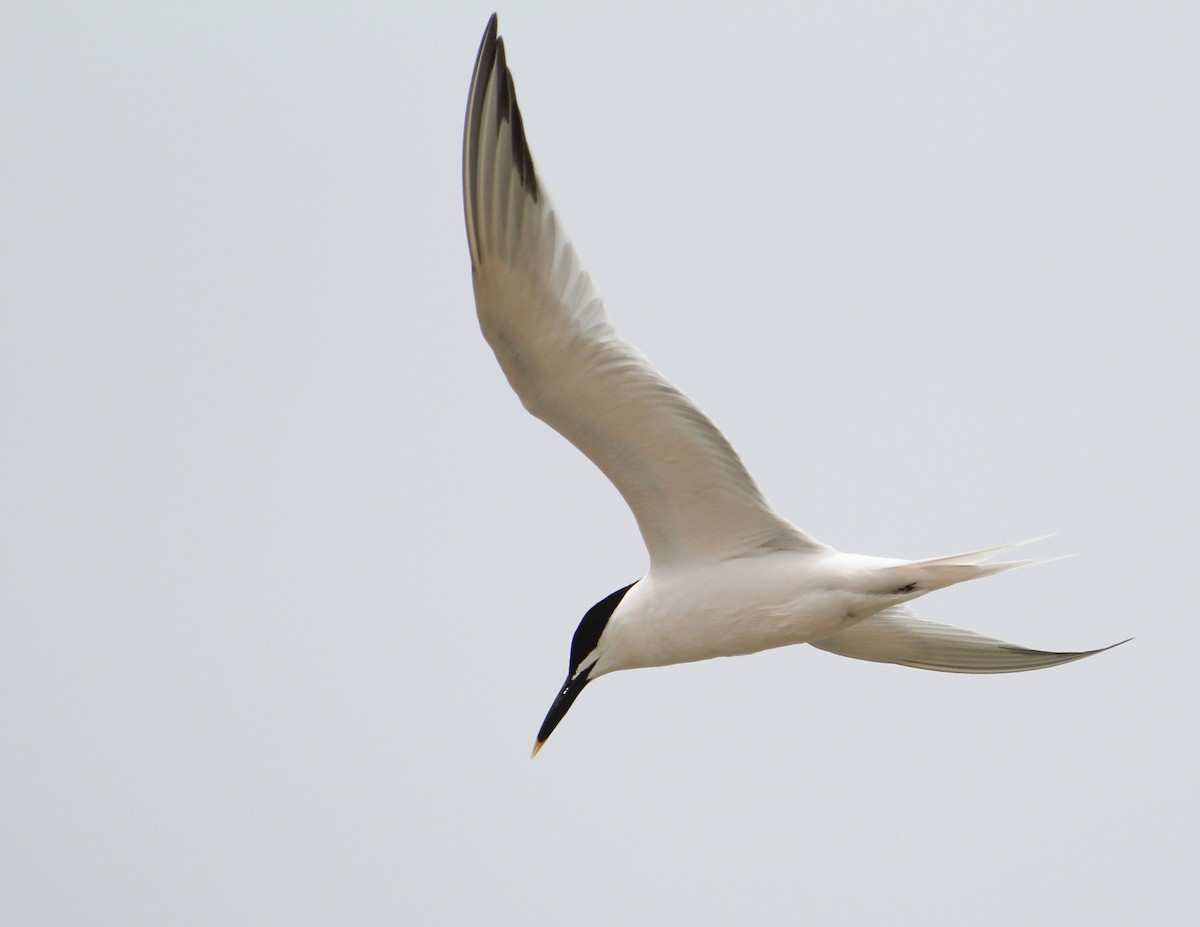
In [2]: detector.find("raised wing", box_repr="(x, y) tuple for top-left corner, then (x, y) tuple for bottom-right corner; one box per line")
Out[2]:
(462, 16), (820, 567)
(809, 604), (1129, 673)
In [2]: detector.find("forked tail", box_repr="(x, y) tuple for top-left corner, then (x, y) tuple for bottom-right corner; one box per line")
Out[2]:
(875, 536), (1069, 596)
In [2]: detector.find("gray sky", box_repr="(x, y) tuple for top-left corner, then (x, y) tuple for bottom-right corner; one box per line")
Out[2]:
(3, 2), (1197, 924)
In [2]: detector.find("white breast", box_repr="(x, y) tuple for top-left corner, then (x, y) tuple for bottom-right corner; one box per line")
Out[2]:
(594, 550), (889, 674)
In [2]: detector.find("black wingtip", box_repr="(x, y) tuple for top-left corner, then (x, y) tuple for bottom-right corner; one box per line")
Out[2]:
(493, 36), (539, 203)
(476, 14), (499, 79)
(463, 13), (540, 266)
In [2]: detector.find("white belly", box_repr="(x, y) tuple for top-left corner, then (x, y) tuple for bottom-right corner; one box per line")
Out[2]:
(595, 550), (890, 674)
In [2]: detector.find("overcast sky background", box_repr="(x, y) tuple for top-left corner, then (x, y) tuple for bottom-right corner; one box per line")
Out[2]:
(3, 2), (1198, 924)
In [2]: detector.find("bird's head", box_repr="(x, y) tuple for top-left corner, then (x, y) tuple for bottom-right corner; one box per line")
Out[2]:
(531, 581), (637, 757)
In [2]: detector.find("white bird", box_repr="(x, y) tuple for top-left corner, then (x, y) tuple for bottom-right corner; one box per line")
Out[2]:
(461, 15), (1126, 757)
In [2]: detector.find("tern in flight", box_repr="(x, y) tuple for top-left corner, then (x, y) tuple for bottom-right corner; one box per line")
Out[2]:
(461, 15), (1125, 757)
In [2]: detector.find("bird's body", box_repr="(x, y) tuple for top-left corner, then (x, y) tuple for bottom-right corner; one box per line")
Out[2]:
(461, 15), (1125, 755)
(589, 541), (1063, 676)
(597, 551), (898, 673)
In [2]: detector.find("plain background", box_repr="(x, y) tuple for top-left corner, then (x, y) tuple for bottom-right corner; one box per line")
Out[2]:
(3, 2), (1197, 924)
